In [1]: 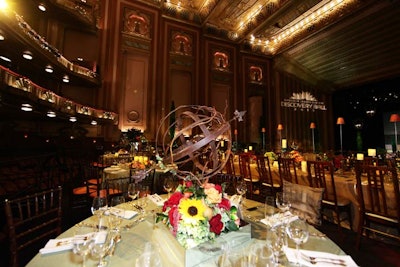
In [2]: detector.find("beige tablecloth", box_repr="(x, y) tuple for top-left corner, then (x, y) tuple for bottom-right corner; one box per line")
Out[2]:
(27, 196), (350, 267)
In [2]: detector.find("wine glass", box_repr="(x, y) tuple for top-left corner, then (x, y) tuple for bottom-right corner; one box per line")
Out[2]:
(163, 176), (174, 198)
(275, 192), (291, 213)
(236, 180), (247, 203)
(128, 183), (140, 202)
(109, 196), (126, 241)
(72, 225), (95, 267)
(266, 225), (287, 265)
(90, 229), (114, 267)
(137, 185), (150, 218)
(286, 219), (309, 265)
(91, 197), (108, 218)
(264, 196), (276, 219)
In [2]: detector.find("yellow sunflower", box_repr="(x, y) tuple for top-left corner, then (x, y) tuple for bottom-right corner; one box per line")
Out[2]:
(179, 198), (206, 223)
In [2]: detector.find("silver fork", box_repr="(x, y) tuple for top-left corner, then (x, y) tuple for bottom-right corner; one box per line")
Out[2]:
(301, 253), (347, 266)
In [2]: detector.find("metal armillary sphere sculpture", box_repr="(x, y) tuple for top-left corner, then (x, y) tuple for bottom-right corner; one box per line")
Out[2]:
(156, 105), (245, 185)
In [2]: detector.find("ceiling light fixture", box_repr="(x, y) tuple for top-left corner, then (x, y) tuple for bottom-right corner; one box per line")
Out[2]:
(91, 120), (97, 125)
(69, 116), (77, 122)
(38, 3), (46, 12)
(21, 103), (33, 111)
(45, 64), (53, 73)
(22, 50), (33, 60)
(62, 75), (69, 83)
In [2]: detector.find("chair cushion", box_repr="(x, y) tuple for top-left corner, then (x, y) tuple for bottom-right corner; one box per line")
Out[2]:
(283, 180), (324, 226)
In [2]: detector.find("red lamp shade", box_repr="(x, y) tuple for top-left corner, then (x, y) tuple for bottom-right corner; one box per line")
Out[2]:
(310, 122), (316, 129)
(277, 124), (283, 130)
(336, 117), (345, 125)
(389, 113), (400, 122)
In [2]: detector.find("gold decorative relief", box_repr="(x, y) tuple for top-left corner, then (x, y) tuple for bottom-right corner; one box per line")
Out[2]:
(213, 51), (229, 71)
(249, 66), (263, 82)
(123, 9), (151, 39)
(171, 32), (192, 56)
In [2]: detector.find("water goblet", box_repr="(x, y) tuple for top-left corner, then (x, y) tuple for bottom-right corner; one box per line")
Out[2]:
(275, 192), (291, 213)
(163, 176), (174, 198)
(72, 225), (95, 267)
(137, 186), (150, 218)
(266, 225), (287, 265)
(128, 183), (140, 202)
(264, 196), (276, 219)
(90, 230), (114, 267)
(91, 197), (108, 218)
(286, 219), (309, 265)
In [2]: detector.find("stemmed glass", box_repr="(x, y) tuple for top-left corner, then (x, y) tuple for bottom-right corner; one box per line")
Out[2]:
(137, 185), (150, 218)
(286, 219), (309, 265)
(128, 183), (140, 207)
(236, 180), (247, 202)
(163, 176), (174, 198)
(109, 196), (126, 242)
(72, 225), (95, 267)
(275, 192), (291, 213)
(90, 229), (114, 267)
(266, 226), (287, 265)
(91, 197), (108, 218)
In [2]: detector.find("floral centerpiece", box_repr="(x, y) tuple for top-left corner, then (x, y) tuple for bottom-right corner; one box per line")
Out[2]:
(156, 178), (240, 249)
(289, 150), (304, 163)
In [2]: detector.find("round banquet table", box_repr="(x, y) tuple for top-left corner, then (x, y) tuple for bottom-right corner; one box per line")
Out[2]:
(26, 196), (349, 267)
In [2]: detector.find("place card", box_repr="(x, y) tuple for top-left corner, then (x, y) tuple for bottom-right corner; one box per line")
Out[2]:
(148, 194), (165, 206)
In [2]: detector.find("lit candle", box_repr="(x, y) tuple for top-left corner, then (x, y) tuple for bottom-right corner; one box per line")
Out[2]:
(301, 161), (307, 172)
(367, 149), (376, 157)
(356, 153), (364, 161)
(282, 139), (287, 149)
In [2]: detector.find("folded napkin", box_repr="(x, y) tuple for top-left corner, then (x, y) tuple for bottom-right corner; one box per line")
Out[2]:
(106, 208), (138, 219)
(148, 194), (165, 206)
(39, 237), (75, 255)
(260, 211), (298, 228)
(285, 247), (359, 267)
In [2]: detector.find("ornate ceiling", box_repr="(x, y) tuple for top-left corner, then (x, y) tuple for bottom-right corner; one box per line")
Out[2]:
(158, 0), (400, 90)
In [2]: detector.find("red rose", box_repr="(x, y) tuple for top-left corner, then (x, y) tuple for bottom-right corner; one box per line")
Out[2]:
(163, 191), (183, 211)
(185, 180), (193, 188)
(209, 214), (224, 235)
(168, 206), (180, 235)
(217, 197), (231, 211)
(215, 184), (222, 193)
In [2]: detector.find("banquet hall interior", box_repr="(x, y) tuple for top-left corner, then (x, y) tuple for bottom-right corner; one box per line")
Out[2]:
(0, 0), (399, 266)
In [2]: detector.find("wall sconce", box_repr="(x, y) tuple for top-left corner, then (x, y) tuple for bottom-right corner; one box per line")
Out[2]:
(22, 50), (33, 60)
(45, 65), (53, 73)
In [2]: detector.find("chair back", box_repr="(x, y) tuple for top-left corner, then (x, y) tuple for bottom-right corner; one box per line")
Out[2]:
(224, 154), (236, 175)
(256, 155), (275, 185)
(307, 160), (337, 204)
(238, 153), (252, 180)
(278, 157), (298, 184)
(356, 165), (400, 223)
(355, 164), (400, 247)
(4, 186), (63, 267)
(103, 176), (132, 202)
